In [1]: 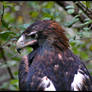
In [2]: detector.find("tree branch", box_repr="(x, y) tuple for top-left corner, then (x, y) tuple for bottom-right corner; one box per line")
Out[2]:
(75, 1), (92, 19)
(1, 2), (11, 30)
(56, 1), (87, 23)
(56, 1), (92, 30)
(0, 45), (14, 79)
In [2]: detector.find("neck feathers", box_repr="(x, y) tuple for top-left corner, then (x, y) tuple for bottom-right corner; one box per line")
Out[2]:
(50, 22), (69, 50)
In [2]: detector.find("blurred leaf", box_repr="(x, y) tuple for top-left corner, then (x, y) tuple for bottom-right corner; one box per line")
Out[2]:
(9, 79), (19, 90)
(54, 12), (59, 18)
(42, 17), (52, 20)
(14, 71), (18, 76)
(64, 15), (80, 27)
(72, 46), (79, 55)
(42, 8), (54, 19)
(42, 8), (51, 14)
(89, 45), (92, 51)
(18, 24), (30, 30)
(0, 10), (3, 16)
(1, 19), (9, 29)
(82, 31), (91, 38)
(80, 51), (89, 60)
(23, 24), (30, 28)
(43, 2), (54, 8)
(82, 1), (92, 8)
(30, 11), (39, 18)
(84, 18), (90, 22)
(66, 5), (74, 14)
(86, 1), (90, 8)
(87, 63), (92, 70)
(10, 79), (18, 85)
(3, 12), (15, 23)
(67, 9), (74, 14)
(0, 82), (9, 89)
(2, 2), (14, 8)
(65, 5), (74, 9)
(64, 18), (79, 27)
(0, 31), (15, 35)
(0, 60), (17, 69)
(82, 20), (92, 25)
(27, 1), (40, 9)
(81, 1), (86, 6)
(83, 27), (90, 31)
(0, 31), (16, 41)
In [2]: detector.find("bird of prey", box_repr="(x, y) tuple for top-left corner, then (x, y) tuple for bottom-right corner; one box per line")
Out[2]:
(16, 20), (92, 91)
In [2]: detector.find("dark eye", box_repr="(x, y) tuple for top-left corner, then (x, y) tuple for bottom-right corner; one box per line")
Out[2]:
(31, 34), (38, 39)
(31, 34), (36, 38)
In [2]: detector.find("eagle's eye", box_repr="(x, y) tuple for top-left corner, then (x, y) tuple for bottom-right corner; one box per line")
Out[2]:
(26, 31), (38, 39)
(31, 33), (38, 39)
(31, 33), (37, 38)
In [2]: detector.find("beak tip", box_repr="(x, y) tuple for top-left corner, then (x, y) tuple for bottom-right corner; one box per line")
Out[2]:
(17, 48), (21, 54)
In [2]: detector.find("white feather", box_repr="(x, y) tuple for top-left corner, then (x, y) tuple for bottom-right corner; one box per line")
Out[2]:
(39, 76), (56, 91)
(71, 69), (89, 91)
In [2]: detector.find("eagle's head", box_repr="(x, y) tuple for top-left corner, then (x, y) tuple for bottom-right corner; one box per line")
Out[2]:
(16, 20), (69, 53)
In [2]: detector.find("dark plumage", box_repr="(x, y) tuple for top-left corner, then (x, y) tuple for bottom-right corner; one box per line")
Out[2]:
(16, 20), (92, 91)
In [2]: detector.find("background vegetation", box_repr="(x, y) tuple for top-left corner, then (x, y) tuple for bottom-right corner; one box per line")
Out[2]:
(0, 1), (92, 90)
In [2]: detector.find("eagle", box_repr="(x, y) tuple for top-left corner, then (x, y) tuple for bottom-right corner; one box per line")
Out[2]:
(16, 20), (92, 91)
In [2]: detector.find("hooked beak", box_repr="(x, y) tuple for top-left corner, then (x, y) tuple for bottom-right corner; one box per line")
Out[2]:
(16, 34), (37, 53)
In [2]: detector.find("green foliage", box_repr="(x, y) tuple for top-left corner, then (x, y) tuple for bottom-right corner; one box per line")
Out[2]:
(27, 1), (65, 22)
(0, 31), (16, 40)
(82, 1), (92, 8)
(64, 15), (80, 27)
(66, 5), (74, 14)
(9, 79), (19, 90)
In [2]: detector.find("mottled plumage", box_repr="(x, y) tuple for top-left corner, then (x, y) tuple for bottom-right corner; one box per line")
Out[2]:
(16, 20), (92, 91)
